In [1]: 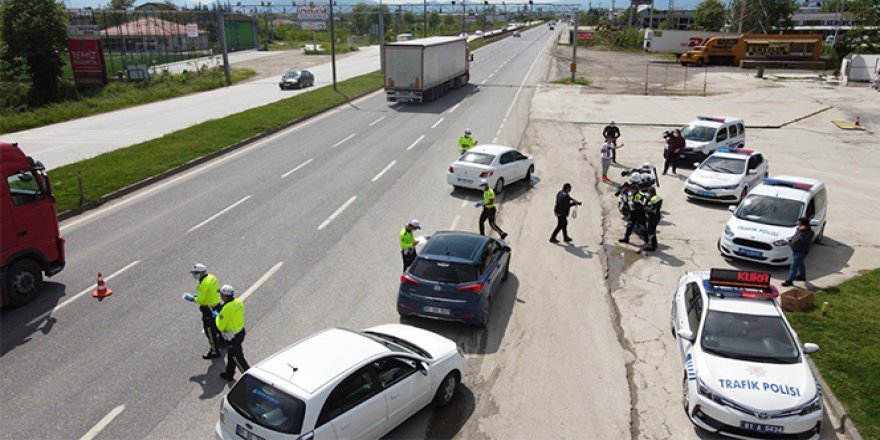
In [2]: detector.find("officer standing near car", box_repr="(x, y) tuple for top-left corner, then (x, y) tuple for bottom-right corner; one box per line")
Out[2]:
(643, 187), (663, 252)
(663, 129), (686, 175)
(782, 217), (815, 287)
(550, 183), (582, 243)
(458, 129), (477, 154)
(215, 284), (250, 381)
(399, 219), (421, 271)
(478, 179), (508, 239)
(602, 120), (621, 163)
(183, 263), (222, 359)
(619, 188), (646, 244)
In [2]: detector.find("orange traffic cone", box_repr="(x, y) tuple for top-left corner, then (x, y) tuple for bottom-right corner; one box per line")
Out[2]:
(854, 116), (861, 127)
(92, 273), (113, 298)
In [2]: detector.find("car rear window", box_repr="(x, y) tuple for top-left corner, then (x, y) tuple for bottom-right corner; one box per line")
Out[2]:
(227, 374), (306, 435)
(409, 259), (478, 283)
(422, 234), (483, 260)
(459, 152), (494, 165)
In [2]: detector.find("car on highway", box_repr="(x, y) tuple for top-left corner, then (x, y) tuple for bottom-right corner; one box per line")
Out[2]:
(447, 145), (534, 194)
(398, 231), (511, 327)
(215, 324), (465, 440)
(719, 176), (827, 265)
(678, 116), (746, 163)
(279, 70), (314, 90)
(684, 148), (768, 204)
(513, 30), (522, 37)
(671, 268), (823, 440)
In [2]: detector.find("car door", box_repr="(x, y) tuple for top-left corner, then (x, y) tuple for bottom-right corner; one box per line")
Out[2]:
(746, 154), (765, 188)
(512, 151), (530, 181)
(714, 126), (729, 151)
(675, 282), (703, 360)
(317, 367), (387, 440)
(480, 240), (505, 295)
(497, 151), (516, 184)
(371, 356), (432, 431)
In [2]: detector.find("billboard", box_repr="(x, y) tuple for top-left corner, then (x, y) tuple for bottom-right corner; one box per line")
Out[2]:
(298, 5), (328, 30)
(67, 39), (107, 86)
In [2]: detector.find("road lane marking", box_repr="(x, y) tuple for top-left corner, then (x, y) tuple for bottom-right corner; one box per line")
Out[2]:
(318, 195), (357, 230)
(50, 260), (141, 315)
(460, 199), (469, 208)
(480, 79), (487, 85)
(332, 133), (356, 148)
(369, 116), (386, 126)
(371, 160), (397, 182)
(239, 261), (283, 302)
(492, 137), (498, 143)
(281, 158), (313, 178)
(488, 73), (494, 78)
(447, 103), (460, 114)
(406, 135), (425, 151)
(450, 214), (461, 230)
(431, 117), (445, 129)
(80, 405), (125, 440)
(188, 195), (251, 233)
(503, 31), (552, 121)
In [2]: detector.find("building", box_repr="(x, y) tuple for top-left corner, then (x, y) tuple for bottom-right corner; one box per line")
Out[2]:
(791, 12), (853, 38)
(637, 9), (696, 30)
(100, 16), (210, 54)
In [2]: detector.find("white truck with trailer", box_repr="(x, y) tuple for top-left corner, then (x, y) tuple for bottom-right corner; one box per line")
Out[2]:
(643, 29), (736, 54)
(384, 36), (471, 103)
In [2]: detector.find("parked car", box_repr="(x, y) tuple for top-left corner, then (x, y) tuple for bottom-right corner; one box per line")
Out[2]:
(447, 145), (534, 194)
(215, 324), (465, 440)
(677, 116), (746, 163)
(684, 148), (768, 203)
(398, 231), (511, 327)
(279, 70), (314, 90)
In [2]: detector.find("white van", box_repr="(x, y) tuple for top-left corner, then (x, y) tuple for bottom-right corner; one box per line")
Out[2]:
(677, 116), (745, 163)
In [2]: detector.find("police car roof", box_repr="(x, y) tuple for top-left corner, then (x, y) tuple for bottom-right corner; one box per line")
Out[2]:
(688, 116), (743, 127)
(687, 271), (780, 317)
(750, 175), (823, 202)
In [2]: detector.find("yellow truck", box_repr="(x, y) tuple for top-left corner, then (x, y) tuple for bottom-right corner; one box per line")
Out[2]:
(680, 34), (823, 68)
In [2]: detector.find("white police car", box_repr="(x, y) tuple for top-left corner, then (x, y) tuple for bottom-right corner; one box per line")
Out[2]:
(679, 116), (746, 163)
(685, 149), (768, 203)
(671, 269), (823, 439)
(720, 176), (827, 266)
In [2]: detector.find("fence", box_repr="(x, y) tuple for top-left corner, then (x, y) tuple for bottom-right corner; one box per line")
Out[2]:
(643, 63), (709, 96)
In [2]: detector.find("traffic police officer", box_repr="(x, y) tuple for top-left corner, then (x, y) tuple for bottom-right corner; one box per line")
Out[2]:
(619, 189), (646, 244)
(458, 129), (476, 154)
(215, 284), (250, 381)
(479, 179), (508, 239)
(183, 263), (222, 359)
(400, 219), (421, 270)
(644, 187), (663, 252)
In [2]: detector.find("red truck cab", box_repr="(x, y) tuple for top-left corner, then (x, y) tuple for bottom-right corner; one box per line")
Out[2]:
(0, 142), (65, 307)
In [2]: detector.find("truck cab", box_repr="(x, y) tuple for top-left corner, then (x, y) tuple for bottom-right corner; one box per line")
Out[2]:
(1, 142), (65, 307)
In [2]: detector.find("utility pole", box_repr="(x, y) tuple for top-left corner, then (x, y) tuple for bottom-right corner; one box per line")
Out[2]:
(461, 0), (466, 35)
(379, 0), (385, 74)
(423, 0), (428, 37)
(571, 8), (577, 82)
(329, 0), (337, 91)
(218, 11), (231, 85)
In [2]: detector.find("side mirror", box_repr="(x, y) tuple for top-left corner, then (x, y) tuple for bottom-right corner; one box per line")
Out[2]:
(677, 329), (695, 341)
(809, 219), (820, 227)
(418, 361), (429, 375)
(728, 205), (736, 213)
(803, 343), (820, 354)
(16, 172), (34, 182)
(747, 169), (757, 175)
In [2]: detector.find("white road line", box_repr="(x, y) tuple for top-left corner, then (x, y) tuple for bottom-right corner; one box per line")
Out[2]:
(480, 79), (487, 85)
(406, 135), (425, 151)
(449, 214), (461, 230)
(50, 260), (141, 315)
(503, 31), (552, 121)
(239, 261), (283, 302)
(318, 195), (357, 230)
(460, 199), (469, 208)
(332, 133), (356, 148)
(492, 137), (498, 143)
(371, 160), (397, 182)
(431, 117), (445, 129)
(488, 73), (494, 78)
(369, 116), (386, 126)
(281, 158), (313, 178)
(447, 103), (461, 114)
(80, 405), (125, 440)
(188, 196), (251, 233)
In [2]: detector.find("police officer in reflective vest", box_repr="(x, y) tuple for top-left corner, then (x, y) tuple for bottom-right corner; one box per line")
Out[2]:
(619, 189), (646, 244)
(458, 128), (477, 154)
(478, 179), (508, 239)
(400, 219), (421, 271)
(215, 284), (249, 381)
(644, 187), (663, 252)
(182, 263), (222, 359)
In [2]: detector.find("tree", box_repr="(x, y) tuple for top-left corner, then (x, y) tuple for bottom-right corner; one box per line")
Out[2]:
(729, 0), (798, 33)
(0, 0), (68, 106)
(442, 13), (455, 28)
(694, 0), (727, 31)
(108, 0), (135, 9)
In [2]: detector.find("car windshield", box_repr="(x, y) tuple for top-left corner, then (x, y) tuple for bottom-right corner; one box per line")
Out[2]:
(227, 374), (306, 434)
(361, 331), (432, 359)
(459, 152), (494, 166)
(735, 194), (803, 227)
(681, 124), (716, 142)
(283, 72), (300, 78)
(409, 259), (478, 283)
(699, 156), (746, 174)
(700, 310), (800, 364)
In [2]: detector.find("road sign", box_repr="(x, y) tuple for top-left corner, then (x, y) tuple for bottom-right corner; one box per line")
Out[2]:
(298, 5), (328, 31)
(577, 31), (594, 41)
(67, 39), (107, 86)
(186, 23), (199, 38)
(570, 63), (577, 73)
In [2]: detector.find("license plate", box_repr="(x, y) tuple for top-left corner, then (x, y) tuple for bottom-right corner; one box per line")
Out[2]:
(737, 247), (764, 257)
(697, 190), (716, 197)
(236, 425), (265, 440)
(424, 306), (451, 315)
(457, 178), (474, 184)
(740, 421), (784, 433)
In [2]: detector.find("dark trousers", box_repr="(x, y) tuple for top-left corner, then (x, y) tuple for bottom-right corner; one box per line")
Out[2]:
(551, 214), (570, 240)
(663, 150), (678, 174)
(401, 248), (416, 271)
(610, 138), (618, 162)
(199, 305), (221, 353)
(223, 329), (250, 376)
(645, 214), (660, 250)
(787, 252), (808, 282)
(480, 207), (505, 236)
(624, 211), (646, 240)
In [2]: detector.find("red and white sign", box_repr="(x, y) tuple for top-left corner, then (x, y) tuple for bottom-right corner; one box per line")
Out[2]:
(577, 31), (595, 41)
(186, 23), (199, 38)
(67, 39), (106, 86)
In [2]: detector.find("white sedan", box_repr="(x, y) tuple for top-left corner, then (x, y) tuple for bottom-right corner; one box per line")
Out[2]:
(684, 148), (768, 204)
(216, 324), (465, 440)
(671, 269), (823, 439)
(447, 145), (534, 193)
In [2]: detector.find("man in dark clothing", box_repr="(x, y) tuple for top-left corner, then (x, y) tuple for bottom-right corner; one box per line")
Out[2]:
(550, 183), (582, 243)
(643, 187), (662, 252)
(602, 121), (621, 163)
(663, 129), (686, 175)
(782, 217), (815, 286)
(619, 189), (646, 244)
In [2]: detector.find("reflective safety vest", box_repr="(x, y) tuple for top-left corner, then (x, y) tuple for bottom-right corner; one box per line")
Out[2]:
(646, 195), (663, 215)
(195, 274), (220, 307)
(216, 298), (245, 335)
(483, 188), (496, 209)
(400, 227), (415, 250)
(459, 136), (475, 153)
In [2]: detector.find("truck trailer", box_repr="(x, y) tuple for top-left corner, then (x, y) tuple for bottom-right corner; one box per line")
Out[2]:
(643, 29), (736, 54)
(384, 36), (470, 103)
(680, 34), (823, 68)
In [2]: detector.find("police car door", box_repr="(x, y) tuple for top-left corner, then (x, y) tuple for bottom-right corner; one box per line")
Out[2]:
(674, 281), (704, 361)
(746, 154), (765, 188)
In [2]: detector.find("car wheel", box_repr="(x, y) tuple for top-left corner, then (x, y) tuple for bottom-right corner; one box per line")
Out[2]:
(494, 178), (505, 194)
(682, 375), (690, 415)
(815, 223), (825, 244)
(525, 165), (534, 186)
(4, 258), (42, 307)
(433, 372), (459, 407)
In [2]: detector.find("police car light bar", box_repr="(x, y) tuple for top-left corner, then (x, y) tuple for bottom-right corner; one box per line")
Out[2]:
(716, 148), (753, 154)
(709, 268), (772, 290)
(762, 178), (813, 191)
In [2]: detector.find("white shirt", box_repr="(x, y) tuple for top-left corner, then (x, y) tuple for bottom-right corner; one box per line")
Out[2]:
(601, 142), (615, 159)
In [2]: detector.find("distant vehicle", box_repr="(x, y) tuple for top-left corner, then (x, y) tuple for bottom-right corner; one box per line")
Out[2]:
(680, 34), (823, 67)
(684, 148), (768, 203)
(672, 268), (823, 440)
(384, 36), (471, 103)
(474, 30), (484, 37)
(396, 33), (414, 41)
(278, 70), (314, 90)
(719, 176), (828, 265)
(642, 29), (736, 54)
(1, 142), (65, 307)
(215, 325), (465, 440)
(459, 32), (468, 38)
(398, 231), (511, 327)
(447, 145), (534, 194)
(677, 116), (746, 163)
(513, 30), (522, 37)
(549, 25), (555, 30)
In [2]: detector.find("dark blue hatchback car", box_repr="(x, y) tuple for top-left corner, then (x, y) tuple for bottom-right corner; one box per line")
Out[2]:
(397, 231), (511, 327)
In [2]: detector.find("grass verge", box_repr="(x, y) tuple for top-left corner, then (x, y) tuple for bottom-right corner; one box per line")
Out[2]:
(48, 70), (383, 214)
(785, 269), (880, 439)
(551, 76), (591, 86)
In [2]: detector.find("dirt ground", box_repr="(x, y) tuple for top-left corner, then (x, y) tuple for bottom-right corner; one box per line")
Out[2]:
(232, 49), (337, 80)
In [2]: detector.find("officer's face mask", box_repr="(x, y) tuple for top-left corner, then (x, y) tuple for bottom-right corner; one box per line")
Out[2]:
(193, 273), (201, 281)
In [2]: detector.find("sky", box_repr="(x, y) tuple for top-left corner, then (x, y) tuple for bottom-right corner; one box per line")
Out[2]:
(64, 0), (708, 11)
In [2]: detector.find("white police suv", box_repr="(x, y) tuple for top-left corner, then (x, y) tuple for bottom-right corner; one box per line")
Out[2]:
(685, 149), (768, 203)
(678, 116), (746, 163)
(719, 176), (827, 266)
(671, 269), (823, 439)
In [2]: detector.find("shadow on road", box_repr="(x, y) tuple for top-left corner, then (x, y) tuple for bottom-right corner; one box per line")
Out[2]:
(388, 84), (480, 115)
(447, 176), (537, 205)
(383, 384), (476, 440)
(0, 281), (65, 357)
(190, 358), (230, 400)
